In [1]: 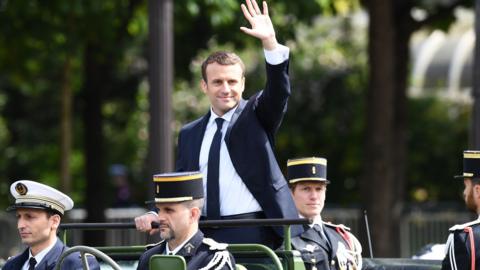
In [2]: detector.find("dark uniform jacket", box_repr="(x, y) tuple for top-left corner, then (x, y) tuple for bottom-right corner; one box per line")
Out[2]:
(175, 60), (302, 239)
(2, 238), (100, 270)
(442, 218), (480, 270)
(290, 222), (362, 270)
(136, 230), (235, 270)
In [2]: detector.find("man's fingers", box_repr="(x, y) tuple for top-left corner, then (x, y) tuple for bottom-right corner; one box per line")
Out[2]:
(241, 4), (253, 22)
(262, 1), (268, 16)
(245, 0), (257, 17)
(135, 215), (154, 231)
(251, 0), (262, 15)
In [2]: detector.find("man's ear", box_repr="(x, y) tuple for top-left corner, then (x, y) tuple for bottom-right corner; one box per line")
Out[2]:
(473, 183), (480, 198)
(190, 207), (201, 222)
(200, 79), (207, 94)
(50, 214), (61, 230)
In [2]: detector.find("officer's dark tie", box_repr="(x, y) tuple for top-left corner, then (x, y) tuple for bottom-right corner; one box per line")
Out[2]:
(207, 118), (224, 219)
(29, 257), (37, 270)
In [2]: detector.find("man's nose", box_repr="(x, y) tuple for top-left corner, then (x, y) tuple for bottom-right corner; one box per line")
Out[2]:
(220, 81), (230, 92)
(17, 218), (25, 229)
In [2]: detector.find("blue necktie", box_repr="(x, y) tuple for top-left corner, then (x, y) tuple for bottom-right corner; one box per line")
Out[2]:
(29, 257), (37, 270)
(207, 118), (224, 219)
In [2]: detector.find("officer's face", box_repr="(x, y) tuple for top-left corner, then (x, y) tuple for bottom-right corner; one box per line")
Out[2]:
(291, 181), (327, 219)
(201, 62), (245, 117)
(156, 202), (195, 244)
(16, 208), (60, 251)
(463, 179), (479, 213)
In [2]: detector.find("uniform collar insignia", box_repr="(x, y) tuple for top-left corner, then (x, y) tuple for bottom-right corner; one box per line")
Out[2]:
(183, 243), (195, 255)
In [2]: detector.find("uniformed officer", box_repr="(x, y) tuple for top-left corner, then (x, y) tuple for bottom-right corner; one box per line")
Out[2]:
(3, 180), (100, 270)
(442, 150), (480, 270)
(136, 171), (236, 270)
(286, 157), (362, 270)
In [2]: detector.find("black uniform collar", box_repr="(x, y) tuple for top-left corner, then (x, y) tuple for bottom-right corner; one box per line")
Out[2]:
(175, 230), (204, 258)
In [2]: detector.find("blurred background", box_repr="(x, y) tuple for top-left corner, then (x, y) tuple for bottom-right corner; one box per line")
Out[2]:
(0, 0), (478, 261)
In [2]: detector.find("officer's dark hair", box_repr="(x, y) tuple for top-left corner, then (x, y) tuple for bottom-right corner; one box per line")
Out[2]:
(201, 51), (245, 82)
(45, 209), (63, 219)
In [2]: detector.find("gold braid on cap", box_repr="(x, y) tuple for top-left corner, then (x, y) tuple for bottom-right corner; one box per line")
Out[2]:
(15, 195), (65, 214)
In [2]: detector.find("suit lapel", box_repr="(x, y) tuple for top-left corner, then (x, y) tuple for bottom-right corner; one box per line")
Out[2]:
(36, 239), (64, 270)
(190, 113), (210, 169)
(225, 99), (246, 143)
(324, 226), (339, 255)
(300, 227), (331, 252)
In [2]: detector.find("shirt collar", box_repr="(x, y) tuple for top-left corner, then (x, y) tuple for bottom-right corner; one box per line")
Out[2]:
(209, 105), (238, 125)
(299, 214), (323, 228)
(28, 238), (57, 266)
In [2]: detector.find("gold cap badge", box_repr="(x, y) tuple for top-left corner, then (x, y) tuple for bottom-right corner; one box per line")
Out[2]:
(15, 183), (28, 196)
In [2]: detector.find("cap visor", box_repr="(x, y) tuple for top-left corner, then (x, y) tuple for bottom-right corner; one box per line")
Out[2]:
(6, 203), (63, 215)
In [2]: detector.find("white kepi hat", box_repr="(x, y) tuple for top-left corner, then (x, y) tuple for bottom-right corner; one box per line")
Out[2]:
(7, 180), (74, 215)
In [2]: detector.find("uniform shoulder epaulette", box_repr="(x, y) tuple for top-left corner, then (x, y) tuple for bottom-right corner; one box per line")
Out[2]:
(199, 238), (234, 270)
(449, 219), (480, 231)
(202, 237), (228, 250)
(145, 240), (164, 250)
(323, 221), (351, 231)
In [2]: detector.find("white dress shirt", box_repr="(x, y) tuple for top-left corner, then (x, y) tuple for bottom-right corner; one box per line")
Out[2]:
(199, 44), (290, 216)
(22, 239), (57, 270)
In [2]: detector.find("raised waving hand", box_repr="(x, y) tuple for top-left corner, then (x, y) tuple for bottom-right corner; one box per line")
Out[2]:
(240, 0), (278, 50)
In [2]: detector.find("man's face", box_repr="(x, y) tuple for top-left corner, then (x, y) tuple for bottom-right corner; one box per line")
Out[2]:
(201, 62), (245, 117)
(16, 208), (59, 248)
(156, 202), (193, 242)
(291, 181), (327, 219)
(463, 178), (478, 212)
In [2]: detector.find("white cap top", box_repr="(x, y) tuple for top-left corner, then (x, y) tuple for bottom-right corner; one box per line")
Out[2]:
(8, 180), (74, 215)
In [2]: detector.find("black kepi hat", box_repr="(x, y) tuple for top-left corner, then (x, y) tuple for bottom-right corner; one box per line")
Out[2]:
(148, 171), (204, 204)
(455, 150), (480, 179)
(287, 157), (330, 184)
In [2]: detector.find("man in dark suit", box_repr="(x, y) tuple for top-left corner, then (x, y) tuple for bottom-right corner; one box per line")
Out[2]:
(136, 172), (235, 270)
(286, 157), (362, 270)
(442, 150), (480, 270)
(135, 0), (301, 248)
(3, 180), (99, 270)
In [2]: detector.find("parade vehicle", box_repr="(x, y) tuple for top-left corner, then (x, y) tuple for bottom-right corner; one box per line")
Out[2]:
(52, 218), (443, 270)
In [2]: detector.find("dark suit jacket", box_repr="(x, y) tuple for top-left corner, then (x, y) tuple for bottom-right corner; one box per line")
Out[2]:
(442, 219), (480, 270)
(136, 230), (235, 270)
(291, 223), (361, 270)
(176, 60), (301, 238)
(2, 238), (100, 270)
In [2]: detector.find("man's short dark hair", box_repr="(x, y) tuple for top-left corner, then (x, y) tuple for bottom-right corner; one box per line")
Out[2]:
(201, 51), (245, 82)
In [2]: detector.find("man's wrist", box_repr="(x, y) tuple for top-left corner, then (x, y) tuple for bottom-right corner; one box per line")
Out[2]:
(262, 37), (278, 51)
